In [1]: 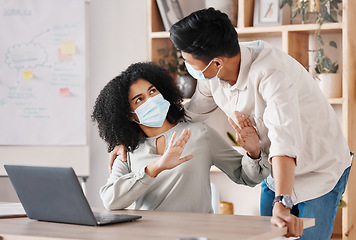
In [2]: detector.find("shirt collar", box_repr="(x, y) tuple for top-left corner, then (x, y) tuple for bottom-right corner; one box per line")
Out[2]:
(218, 42), (254, 91)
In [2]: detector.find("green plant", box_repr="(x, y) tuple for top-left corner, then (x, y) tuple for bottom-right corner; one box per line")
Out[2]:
(314, 39), (339, 74)
(280, 0), (313, 24)
(314, 0), (341, 74)
(157, 45), (188, 76)
(226, 132), (240, 147)
(317, 0), (342, 25)
(280, 0), (341, 75)
(280, 0), (342, 24)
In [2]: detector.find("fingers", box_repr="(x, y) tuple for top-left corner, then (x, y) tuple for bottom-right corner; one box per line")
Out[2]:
(172, 128), (191, 147)
(108, 145), (127, 173)
(169, 131), (177, 147)
(232, 111), (253, 129)
(228, 117), (241, 134)
(180, 154), (194, 163)
(271, 216), (286, 228)
(271, 214), (304, 238)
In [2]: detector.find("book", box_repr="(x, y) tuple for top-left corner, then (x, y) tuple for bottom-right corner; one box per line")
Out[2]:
(156, 0), (184, 31)
(0, 202), (26, 218)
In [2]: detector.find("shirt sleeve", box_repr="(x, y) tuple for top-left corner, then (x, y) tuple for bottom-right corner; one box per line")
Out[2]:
(99, 154), (155, 210)
(258, 70), (303, 162)
(205, 125), (271, 186)
(184, 80), (218, 122)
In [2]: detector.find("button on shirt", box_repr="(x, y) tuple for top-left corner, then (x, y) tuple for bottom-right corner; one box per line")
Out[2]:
(184, 40), (351, 204)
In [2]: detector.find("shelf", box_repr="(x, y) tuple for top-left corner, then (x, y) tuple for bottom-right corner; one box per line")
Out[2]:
(149, 23), (343, 39)
(329, 98), (343, 105)
(149, 31), (170, 38)
(238, 22), (342, 33)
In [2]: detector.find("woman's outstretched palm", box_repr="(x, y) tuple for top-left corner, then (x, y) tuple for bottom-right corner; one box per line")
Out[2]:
(158, 128), (193, 170)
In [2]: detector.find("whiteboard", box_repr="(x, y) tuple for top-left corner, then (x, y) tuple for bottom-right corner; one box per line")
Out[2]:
(0, 0), (89, 176)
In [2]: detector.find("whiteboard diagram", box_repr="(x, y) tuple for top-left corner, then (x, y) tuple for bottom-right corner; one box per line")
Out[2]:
(0, 0), (86, 145)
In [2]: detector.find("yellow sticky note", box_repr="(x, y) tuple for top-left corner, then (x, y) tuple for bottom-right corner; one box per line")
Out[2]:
(60, 41), (76, 55)
(23, 71), (33, 79)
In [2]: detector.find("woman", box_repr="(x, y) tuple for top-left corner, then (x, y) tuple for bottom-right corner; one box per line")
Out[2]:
(92, 62), (270, 212)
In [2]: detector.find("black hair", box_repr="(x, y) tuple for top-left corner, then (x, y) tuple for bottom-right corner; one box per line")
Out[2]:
(91, 62), (185, 153)
(169, 7), (240, 63)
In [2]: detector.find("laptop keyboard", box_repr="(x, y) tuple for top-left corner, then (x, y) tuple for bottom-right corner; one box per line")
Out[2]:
(94, 212), (129, 224)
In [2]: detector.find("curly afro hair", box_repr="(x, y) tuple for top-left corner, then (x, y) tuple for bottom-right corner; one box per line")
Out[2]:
(92, 62), (185, 153)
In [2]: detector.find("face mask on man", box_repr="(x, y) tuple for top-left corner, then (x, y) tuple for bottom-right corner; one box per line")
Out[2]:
(185, 59), (222, 81)
(131, 94), (170, 127)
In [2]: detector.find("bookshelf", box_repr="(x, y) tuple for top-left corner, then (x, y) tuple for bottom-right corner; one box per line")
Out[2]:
(147, 0), (356, 238)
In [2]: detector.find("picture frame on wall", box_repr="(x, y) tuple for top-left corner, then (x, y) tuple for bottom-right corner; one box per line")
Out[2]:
(156, 0), (184, 31)
(253, 0), (290, 26)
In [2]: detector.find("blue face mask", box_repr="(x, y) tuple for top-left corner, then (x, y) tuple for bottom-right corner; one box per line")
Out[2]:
(185, 59), (222, 81)
(132, 94), (171, 127)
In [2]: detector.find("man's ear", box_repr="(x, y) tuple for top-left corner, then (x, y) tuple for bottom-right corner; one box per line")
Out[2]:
(213, 58), (223, 67)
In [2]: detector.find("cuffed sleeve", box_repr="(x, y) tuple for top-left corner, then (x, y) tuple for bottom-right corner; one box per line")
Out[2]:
(206, 124), (271, 187)
(99, 156), (155, 210)
(241, 150), (271, 184)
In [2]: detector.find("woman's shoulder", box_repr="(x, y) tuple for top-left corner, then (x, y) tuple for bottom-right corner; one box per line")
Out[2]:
(177, 122), (215, 141)
(177, 121), (208, 131)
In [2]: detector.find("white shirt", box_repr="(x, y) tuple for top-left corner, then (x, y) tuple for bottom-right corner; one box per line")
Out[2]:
(100, 122), (271, 212)
(185, 40), (352, 204)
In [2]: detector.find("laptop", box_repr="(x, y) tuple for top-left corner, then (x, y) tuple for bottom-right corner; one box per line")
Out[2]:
(4, 164), (142, 226)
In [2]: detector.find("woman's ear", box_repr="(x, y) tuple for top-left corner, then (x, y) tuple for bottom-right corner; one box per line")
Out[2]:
(130, 112), (139, 124)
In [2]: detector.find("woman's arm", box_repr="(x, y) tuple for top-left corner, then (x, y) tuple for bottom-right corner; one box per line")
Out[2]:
(100, 129), (193, 210)
(206, 124), (271, 186)
(100, 156), (154, 210)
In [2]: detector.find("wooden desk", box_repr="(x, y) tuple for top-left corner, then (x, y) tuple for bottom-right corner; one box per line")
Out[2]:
(0, 209), (314, 240)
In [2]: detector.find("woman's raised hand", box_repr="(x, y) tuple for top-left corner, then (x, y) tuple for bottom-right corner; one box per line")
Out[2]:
(145, 128), (193, 177)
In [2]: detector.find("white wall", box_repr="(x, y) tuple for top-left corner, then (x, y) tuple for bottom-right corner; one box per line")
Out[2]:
(86, 0), (148, 207)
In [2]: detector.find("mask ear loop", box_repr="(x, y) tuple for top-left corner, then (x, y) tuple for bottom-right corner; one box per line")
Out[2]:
(130, 111), (141, 125)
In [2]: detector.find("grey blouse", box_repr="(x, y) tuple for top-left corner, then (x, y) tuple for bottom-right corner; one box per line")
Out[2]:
(100, 122), (270, 213)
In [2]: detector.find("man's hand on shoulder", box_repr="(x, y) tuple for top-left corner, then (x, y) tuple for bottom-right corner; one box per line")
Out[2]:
(109, 145), (127, 173)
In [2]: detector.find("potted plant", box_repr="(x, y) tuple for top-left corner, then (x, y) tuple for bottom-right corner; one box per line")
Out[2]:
(314, 39), (341, 98)
(281, 0), (342, 98)
(158, 45), (197, 98)
(313, 0), (342, 98)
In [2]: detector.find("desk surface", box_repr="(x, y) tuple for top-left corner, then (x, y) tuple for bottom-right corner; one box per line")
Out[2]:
(0, 209), (314, 240)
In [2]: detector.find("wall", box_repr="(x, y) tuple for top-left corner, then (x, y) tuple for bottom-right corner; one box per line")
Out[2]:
(86, 0), (148, 207)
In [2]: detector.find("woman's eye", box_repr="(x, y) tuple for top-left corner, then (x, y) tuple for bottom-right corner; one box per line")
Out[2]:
(149, 89), (156, 94)
(135, 98), (142, 104)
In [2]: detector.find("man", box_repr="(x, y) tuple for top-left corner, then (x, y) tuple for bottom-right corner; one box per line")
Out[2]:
(167, 7), (351, 239)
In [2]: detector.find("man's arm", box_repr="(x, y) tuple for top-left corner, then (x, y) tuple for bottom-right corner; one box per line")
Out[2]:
(184, 80), (218, 122)
(232, 111), (303, 237)
(270, 156), (303, 238)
